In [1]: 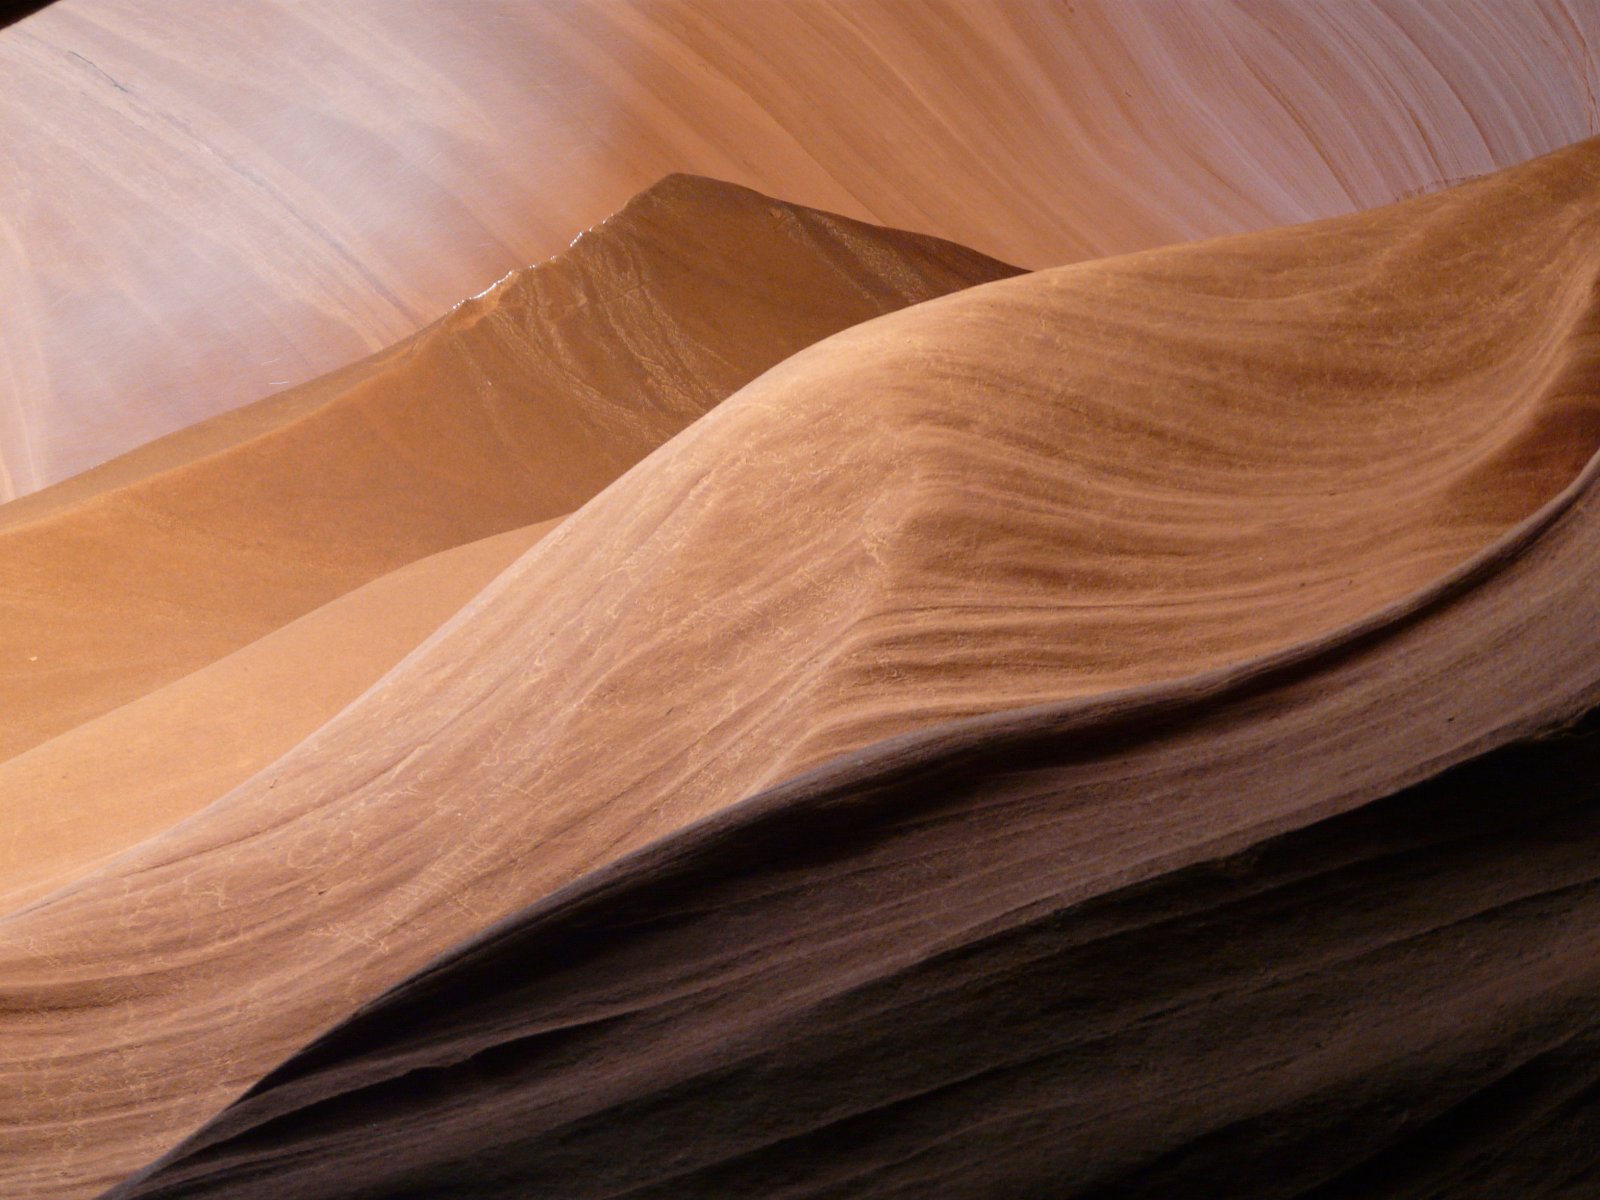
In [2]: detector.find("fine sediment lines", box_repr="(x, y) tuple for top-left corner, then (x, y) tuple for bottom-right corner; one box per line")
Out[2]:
(10, 140), (1600, 1197)
(101, 142), (1600, 1199)
(0, 173), (1014, 764)
(106, 541), (1600, 1197)
(0, 175), (1015, 893)
(0, 177), (1016, 1199)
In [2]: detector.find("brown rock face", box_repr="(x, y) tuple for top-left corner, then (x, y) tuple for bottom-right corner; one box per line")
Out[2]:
(6, 7), (1600, 1199)
(8, 138), (1600, 1200)
(0, 174), (1017, 1200)
(0, 175), (1016, 766)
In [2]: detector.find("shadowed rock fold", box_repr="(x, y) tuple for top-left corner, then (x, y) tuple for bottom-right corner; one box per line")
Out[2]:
(101, 145), (1600, 1199)
(6, 140), (1600, 1198)
(0, 177), (1019, 1198)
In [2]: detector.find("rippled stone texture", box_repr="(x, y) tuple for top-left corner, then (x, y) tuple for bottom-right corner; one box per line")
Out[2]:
(0, 176), (1017, 1200)
(10, 137), (1600, 1199)
(104, 138), (1600, 1200)
(0, 176), (1015, 907)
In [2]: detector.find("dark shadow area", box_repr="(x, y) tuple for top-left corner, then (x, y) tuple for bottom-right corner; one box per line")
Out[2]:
(0, 1), (55, 32)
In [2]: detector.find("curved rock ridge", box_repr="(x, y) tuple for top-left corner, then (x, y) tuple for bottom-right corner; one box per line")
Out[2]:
(4, 0), (1598, 497)
(11, 139), (1600, 1198)
(104, 474), (1600, 1198)
(0, 174), (1018, 765)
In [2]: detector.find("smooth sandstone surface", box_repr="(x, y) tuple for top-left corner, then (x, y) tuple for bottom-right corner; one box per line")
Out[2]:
(7, 139), (1600, 1199)
(0, 176), (1017, 1198)
(3, 0), (1598, 497)
(6, 5), (1600, 1198)
(0, 518), (554, 912)
(0, 176), (1015, 766)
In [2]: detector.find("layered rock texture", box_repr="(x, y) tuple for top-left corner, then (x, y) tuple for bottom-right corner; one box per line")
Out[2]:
(2, 5), (1599, 1199)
